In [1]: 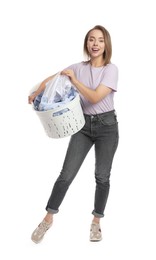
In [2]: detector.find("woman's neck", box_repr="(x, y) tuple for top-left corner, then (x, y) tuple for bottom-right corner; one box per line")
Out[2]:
(90, 58), (105, 67)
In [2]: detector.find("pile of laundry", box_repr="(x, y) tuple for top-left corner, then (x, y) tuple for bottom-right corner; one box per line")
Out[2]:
(33, 74), (77, 115)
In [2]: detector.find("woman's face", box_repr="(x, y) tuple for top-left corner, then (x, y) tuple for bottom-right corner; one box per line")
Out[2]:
(87, 29), (105, 59)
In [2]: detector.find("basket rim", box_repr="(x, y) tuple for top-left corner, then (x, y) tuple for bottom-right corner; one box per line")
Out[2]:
(34, 93), (81, 114)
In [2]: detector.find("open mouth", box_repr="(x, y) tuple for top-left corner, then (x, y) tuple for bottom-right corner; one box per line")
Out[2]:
(92, 48), (99, 52)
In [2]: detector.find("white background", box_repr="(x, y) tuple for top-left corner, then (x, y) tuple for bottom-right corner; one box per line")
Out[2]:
(0, 0), (156, 259)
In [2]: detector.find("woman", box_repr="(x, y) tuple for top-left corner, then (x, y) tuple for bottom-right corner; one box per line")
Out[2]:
(28, 25), (119, 243)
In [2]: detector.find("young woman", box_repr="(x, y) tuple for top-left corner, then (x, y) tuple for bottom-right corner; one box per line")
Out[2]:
(28, 25), (119, 243)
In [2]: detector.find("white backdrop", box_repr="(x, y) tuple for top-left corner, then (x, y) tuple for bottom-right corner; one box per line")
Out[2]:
(0, 0), (156, 259)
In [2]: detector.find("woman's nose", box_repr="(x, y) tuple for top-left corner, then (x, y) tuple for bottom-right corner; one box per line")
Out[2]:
(93, 40), (98, 45)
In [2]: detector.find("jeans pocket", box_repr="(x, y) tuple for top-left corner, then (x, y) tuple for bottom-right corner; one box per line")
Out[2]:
(98, 113), (118, 126)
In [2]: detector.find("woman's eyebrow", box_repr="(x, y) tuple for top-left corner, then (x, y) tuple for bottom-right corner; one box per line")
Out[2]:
(89, 36), (104, 39)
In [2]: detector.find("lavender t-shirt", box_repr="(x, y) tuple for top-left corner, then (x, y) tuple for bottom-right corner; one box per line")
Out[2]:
(65, 61), (118, 115)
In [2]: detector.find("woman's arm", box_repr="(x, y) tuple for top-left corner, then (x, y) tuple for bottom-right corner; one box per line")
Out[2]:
(61, 69), (112, 104)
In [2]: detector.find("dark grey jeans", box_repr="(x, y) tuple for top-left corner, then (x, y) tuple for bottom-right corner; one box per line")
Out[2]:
(46, 110), (119, 218)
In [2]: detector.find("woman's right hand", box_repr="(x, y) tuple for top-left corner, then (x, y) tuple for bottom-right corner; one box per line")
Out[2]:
(28, 92), (37, 104)
(28, 74), (56, 105)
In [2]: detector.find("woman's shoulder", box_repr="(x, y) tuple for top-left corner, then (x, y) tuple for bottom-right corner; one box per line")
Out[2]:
(65, 61), (88, 70)
(105, 62), (118, 72)
(103, 63), (118, 77)
(70, 61), (88, 67)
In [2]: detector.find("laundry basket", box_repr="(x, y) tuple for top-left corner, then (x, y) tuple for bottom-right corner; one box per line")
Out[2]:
(34, 93), (85, 138)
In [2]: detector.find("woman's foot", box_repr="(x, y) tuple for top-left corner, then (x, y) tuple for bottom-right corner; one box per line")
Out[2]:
(90, 222), (102, 242)
(31, 213), (53, 244)
(90, 217), (102, 242)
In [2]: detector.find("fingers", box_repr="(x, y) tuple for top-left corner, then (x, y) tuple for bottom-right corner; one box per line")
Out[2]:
(61, 70), (71, 76)
(28, 96), (31, 104)
(60, 70), (66, 75)
(28, 95), (34, 104)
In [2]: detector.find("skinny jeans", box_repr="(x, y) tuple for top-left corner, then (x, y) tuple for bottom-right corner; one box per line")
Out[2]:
(46, 110), (119, 218)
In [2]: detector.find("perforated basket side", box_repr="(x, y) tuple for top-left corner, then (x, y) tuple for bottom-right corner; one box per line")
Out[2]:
(34, 94), (85, 138)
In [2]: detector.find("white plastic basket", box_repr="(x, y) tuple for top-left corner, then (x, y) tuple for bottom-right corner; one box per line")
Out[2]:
(34, 93), (85, 138)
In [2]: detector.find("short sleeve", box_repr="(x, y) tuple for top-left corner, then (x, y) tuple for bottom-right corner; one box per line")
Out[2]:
(101, 63), (118, 91)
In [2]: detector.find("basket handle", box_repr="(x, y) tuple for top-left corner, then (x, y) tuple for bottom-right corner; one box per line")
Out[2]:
(53, 108), (70, 117)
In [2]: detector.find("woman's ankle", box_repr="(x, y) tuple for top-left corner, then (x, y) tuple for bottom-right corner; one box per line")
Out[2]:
(92, 217), (100, 224)
(44, 213), (53, 223)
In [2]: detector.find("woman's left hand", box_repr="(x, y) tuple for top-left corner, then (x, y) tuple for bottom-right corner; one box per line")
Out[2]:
(61, 69), (76, 83)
